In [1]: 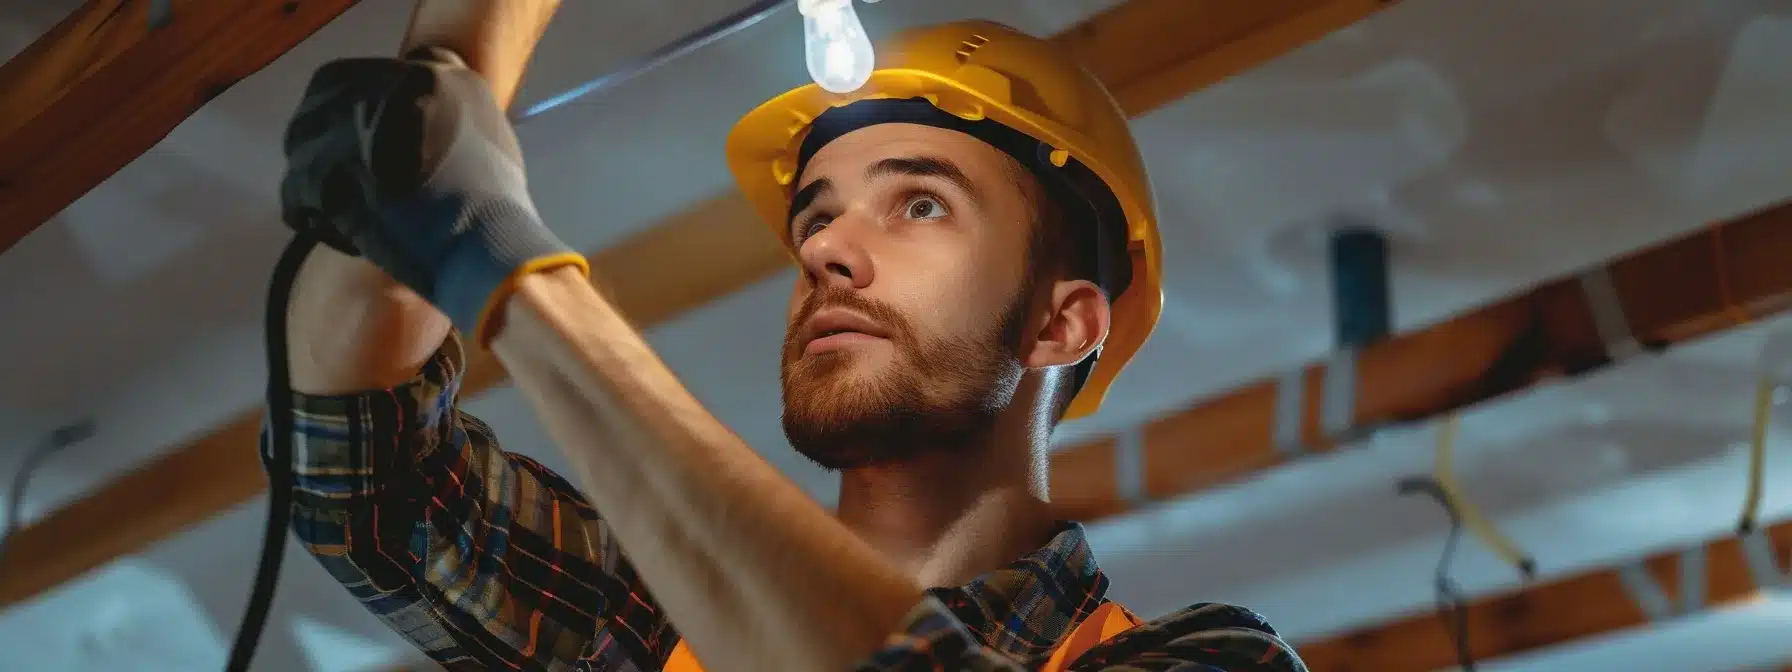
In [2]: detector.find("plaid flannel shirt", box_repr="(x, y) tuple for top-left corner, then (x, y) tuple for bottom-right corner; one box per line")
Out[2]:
(268, 333), (1307, 671)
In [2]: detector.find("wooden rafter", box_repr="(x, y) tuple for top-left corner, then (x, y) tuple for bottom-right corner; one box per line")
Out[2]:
(0, 0), (361, 255)
(1295, 518), (1792, 671)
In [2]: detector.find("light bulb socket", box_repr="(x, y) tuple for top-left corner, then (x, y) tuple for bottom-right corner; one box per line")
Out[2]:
(797, 0), (847, 17)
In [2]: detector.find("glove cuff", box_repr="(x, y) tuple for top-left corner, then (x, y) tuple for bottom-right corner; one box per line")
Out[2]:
(434, 197), (589, 348)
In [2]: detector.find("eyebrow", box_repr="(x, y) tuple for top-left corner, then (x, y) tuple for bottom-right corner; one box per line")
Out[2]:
(866, 155), (977, 199)
(787, 177), (833, 230)
(786, 155), (980, 233)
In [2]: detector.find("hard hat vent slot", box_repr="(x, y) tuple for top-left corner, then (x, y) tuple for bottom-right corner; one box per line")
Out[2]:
(954, 34), (990, 63)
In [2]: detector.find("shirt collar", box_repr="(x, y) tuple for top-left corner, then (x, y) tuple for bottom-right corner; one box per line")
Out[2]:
(931, 521), (1109, 659)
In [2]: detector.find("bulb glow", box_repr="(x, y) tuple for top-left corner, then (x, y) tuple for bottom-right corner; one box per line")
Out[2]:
(799, 0), (874, 93)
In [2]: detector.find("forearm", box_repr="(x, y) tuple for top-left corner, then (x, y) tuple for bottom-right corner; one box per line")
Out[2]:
(490, 267), (923, 672)
(401, 0), (560, 108)
(287, 247), (449, 394)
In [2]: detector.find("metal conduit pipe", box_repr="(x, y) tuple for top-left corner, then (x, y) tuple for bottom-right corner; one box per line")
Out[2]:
(1329, 226), (1391, 347)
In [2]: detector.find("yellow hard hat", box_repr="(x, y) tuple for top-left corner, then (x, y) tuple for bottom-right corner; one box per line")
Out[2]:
(725, 19), (1162, 421)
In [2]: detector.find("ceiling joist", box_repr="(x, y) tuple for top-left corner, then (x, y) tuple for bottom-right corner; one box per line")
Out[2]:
(1050, 198), (1792, 520)
(0, 0), (1405, 607)
(1295, 517), (1792, 671)
(0, 0), (361, 255)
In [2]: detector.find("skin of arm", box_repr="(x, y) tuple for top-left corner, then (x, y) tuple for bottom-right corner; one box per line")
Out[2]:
(288, 0), (558, 395)
(491, 267), (927, 672)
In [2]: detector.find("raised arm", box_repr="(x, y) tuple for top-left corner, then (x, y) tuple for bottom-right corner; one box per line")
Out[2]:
(273, 2), (680, 669)
(286, 0), (557, 395)
(273, 4), (927, 662)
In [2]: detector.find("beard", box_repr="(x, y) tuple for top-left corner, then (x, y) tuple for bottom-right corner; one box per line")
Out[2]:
(780, 282), (1032, 471)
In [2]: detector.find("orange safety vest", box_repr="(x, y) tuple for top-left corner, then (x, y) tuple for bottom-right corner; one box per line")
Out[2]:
(663, 601), (1140, 672)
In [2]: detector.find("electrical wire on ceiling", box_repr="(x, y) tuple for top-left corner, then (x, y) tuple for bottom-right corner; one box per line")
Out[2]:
(514, 0), (884, 122)
(1394, 413), (1545, 671)
(0, 421), (96, 561)
(1737, 372), (1773, 534)
(1430, 415), (1536, 579)
(513, 0), (794, 123)
(1397, 473), (1477, 672)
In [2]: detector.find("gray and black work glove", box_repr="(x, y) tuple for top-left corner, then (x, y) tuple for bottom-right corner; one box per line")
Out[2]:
(279, 47), (589, 347)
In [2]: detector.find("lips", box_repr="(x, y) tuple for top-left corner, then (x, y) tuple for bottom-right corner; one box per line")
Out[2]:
(801, 307), (889, 351)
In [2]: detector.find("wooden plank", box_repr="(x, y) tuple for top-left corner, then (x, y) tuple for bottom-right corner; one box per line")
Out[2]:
(0, 415), (262, 607)
(0, 0), (1403, 607)
(1054, 0), (1394, 116)
(0, 0), (360, 254)
(1050, 200), (1792, 520)
(1294, 519), (1792, 671)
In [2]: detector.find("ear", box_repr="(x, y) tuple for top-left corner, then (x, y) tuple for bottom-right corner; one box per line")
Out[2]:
(1021, 279), (1110, 370)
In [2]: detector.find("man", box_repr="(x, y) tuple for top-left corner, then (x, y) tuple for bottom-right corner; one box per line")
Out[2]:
(272, 1), (1308, 670)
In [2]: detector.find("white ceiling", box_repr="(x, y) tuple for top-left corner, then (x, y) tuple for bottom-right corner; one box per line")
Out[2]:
(2, 0), (1792, 670)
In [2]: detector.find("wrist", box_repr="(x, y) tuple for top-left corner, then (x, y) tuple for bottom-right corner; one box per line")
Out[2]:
(488, 263), (604, 362)
(429, 196), (587, 347)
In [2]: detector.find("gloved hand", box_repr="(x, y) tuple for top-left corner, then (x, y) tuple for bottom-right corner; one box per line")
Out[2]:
(279, 47), (589, 347)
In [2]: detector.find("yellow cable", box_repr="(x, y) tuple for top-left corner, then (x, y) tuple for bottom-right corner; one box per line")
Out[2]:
(1738, 376), (1771, 532)
(1434, 414), (1536, 578)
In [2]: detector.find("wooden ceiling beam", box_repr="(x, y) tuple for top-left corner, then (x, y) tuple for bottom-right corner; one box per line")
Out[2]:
(0, 0), (361, 255)
(1294, 518), (1792, 671)
(0, 0), (1408, 607)
(1050, 199), (1792, 520)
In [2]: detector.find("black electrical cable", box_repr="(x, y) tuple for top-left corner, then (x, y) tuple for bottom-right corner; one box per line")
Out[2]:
(1397, 476), (1476, 672)
(223, 234), (317, 672)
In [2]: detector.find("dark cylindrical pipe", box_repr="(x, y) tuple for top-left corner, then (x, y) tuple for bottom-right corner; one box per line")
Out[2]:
(1330, 226), (1391, 348)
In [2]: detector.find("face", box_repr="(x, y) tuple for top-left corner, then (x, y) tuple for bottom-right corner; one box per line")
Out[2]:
(779, 123), (1044, 470)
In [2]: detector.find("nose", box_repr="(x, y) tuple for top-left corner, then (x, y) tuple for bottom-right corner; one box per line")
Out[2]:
(796, 215), (874, 291)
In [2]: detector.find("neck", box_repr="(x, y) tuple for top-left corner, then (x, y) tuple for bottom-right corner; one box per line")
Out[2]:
(833, 420), (1056, 588)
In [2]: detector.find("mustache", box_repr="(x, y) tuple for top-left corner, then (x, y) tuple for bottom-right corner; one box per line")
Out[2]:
(786, 285), (912, 350)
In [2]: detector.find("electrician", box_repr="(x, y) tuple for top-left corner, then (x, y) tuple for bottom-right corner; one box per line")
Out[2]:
(273, 2), (1307, 670)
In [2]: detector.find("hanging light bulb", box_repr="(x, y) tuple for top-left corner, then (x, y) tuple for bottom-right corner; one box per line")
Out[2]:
(798, 0), (874, 93)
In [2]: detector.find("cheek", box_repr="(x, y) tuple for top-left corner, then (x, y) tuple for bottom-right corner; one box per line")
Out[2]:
(893, 264), (1017, 344)
(879, 220), (1027, 342)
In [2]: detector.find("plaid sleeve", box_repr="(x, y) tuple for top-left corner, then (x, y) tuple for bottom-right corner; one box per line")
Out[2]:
(1072, 602), (1310, 671)
(267, 332), (679, 671)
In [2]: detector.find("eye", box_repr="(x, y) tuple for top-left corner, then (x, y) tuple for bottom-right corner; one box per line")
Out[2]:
(795, 215), (832, 244)
(904, 194), (948, 220)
